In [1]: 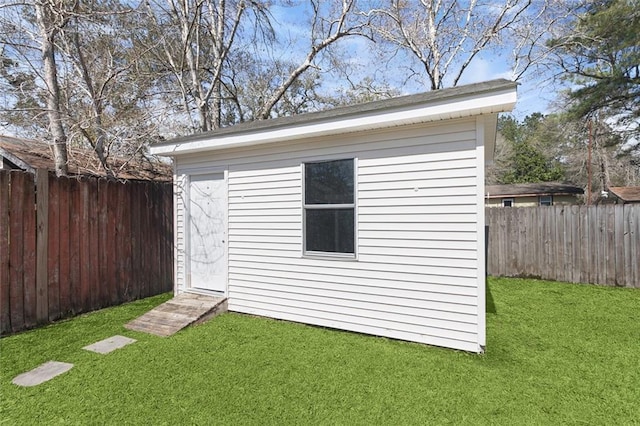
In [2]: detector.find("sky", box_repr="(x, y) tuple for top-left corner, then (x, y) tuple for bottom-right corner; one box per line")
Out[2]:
(269, 2), (561, 121)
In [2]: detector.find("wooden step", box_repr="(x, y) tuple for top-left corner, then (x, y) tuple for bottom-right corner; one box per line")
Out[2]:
(125, 293), (227, 337)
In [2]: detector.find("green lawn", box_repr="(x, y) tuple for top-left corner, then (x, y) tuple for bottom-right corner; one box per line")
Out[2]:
(1, 278), (639, 425)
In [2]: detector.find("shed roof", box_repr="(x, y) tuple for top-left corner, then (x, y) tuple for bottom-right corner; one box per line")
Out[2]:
(486, 182), (584, 198)
(151, 79), (517, 156)
(0, 135), (171, 181)
(608, 186), (640, 203)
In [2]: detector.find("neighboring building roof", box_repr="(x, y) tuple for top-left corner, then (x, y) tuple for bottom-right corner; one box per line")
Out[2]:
(486, 182), (584, 199)
(608, 186), (640, 203)
(151, 79), (517, 156)
(0, 135), (171, 181)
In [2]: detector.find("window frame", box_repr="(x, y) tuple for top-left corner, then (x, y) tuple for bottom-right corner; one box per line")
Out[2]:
(539, 195), (553, 206)
(302, 157), (357, 259)
(502, 198), (514, 207)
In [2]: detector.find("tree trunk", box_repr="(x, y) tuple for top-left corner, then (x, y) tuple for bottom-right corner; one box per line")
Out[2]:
(35, 0), (68, 176)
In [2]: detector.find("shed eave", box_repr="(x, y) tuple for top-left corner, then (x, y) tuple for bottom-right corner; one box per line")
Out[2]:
(151, 87), (516, 156)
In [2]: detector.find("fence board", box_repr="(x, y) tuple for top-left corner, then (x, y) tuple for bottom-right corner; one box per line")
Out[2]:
(130, 182), (141, 301)
(68, 178), (80, 313)
(604, 206), (615, 285)
(117, 183), (131, 301)
(141, 183), (150, 298)
(595, 207), (604, 285)
(79, 178), (90, 312)
(9, 172), (25, 331)
(569, 206), (580, 284)
(614, 206), (624, 286)
(87, 177), (99, 311)
(106, 180), (119, 305)
(579, 206), (589, 284)
(487, 205), (640, 287)
(1, 170), (173, 335)
(47, 174), (60, 321)
(36, 169), (49, 323)
(0, 172), (10, 333)
(98, 179), (110, 308)
(58, 176), (71, 316)
(631, 205), (639, 288)
(149, 183), (159, 295)
(22, 174), (36, 328)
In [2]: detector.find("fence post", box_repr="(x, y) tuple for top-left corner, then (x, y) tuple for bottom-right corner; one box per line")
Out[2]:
(35, 169), (49, 323)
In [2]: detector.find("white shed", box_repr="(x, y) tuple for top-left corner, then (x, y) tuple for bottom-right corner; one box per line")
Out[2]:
(151, 79), (517, 352)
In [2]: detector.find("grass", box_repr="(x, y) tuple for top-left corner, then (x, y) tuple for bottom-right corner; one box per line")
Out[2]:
(1, 278), (639, 425)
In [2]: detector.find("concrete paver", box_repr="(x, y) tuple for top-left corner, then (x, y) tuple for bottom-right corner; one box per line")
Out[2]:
(82, 335), (136, 354)
(12, 361), (74, 387)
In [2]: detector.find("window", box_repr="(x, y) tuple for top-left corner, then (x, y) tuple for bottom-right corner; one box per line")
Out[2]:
(539, 195), (553, 206)
(303, 159), (355, 255)
(502, 198), (514, 207)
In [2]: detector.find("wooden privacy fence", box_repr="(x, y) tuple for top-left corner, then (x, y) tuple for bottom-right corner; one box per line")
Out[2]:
(486, 205), (639, 287)
(0, 170), (173, 334)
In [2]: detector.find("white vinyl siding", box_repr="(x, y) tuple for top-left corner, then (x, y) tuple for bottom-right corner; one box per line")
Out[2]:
(175, 118), (485, 352)
(173, 173), (186, 294)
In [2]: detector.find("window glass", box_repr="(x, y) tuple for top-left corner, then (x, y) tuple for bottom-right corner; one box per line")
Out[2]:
(304, 159), (355, 255)
(305, 159), (353, 204)
(502, 198), (513, 207)
(539, 196), (552, 206)
(305, 209), (354, 253)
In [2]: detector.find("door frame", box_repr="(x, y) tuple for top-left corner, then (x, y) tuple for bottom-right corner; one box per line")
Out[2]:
(185, 167), (229, 296)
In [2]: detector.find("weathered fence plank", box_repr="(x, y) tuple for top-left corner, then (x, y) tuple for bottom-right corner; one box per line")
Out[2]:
(487, 205), (640, 287)
(69, 178), (82, 314)
(47, 174), (60, 321)
(22, 175), (37, 329)
(98, 179), (110, 308)
(79, 177), (91, 312)
(106, 180), (119, 305)
(0, 171), (10, 333)
(36, 169), (49, 323)
(57, 176), (71, 316)
(87, 177), (100, 311)
(0, 170), (173, 334)
(9, 172), (27, 331)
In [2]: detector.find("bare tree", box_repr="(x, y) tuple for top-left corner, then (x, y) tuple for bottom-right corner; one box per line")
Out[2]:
(143, 0), (270, 132)
(369, 0), (565, 90)
(142, 0), (372, 130)
(2, 0), (167, 177)
(34, 0), (69, 176)
(57, 1), (154, 177)
(255, 0), (373, 120)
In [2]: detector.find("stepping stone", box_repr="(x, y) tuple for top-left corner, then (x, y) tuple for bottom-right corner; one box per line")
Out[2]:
(82, 335), (137, 354)
(12, 361), (74, 387)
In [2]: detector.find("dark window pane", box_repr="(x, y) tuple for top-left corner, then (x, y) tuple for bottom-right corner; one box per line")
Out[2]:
(305, 209), (354, 254)
(305, 159), (353, 204)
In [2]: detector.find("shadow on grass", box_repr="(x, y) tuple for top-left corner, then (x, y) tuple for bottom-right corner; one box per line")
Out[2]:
(486, 281), (497, 314)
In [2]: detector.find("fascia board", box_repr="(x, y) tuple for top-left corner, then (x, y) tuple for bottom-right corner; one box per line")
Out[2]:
(151, 88), (516, 156)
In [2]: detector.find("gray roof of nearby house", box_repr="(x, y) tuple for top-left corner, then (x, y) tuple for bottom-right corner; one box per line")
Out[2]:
(486, 182), (584, 198)
(0, 135), (171, 181)
(153, 79), (517, 147)
(608, 186), (640, 203)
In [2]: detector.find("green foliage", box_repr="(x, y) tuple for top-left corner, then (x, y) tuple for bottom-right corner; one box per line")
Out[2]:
(500, 142), (565, 184)
(2, 279), (640, 424)
(496, 114), (565, 184)
(551, 0), (640, 127)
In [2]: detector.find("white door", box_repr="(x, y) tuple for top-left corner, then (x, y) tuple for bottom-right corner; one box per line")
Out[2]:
(188, 173), (227, 293)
